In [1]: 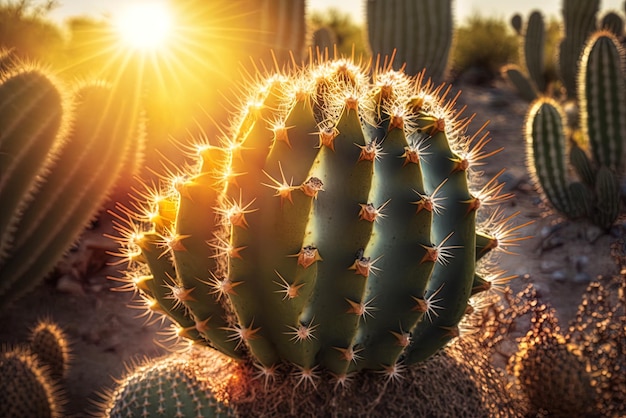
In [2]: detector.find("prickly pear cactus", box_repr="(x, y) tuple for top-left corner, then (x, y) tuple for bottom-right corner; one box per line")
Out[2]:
(112, 57), (521, 383)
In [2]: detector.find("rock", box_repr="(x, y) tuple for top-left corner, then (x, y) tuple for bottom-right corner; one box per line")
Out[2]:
(550, 270), (567, 282)
(56, 275), (85, 296)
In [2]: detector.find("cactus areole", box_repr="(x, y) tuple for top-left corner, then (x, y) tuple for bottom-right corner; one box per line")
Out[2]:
(112, 57), (518, 386)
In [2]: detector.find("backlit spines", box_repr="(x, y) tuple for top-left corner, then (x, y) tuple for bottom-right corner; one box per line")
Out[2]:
(525, 98), (575, 217)
(112, 57), (518, 381)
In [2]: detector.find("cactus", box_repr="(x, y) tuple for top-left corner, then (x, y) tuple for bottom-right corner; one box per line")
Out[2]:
(100, 337), (522, 418)
(509, 305), (595, 417)
(0, 70), (144, 309)
(0, 345), (65, 418)
(366, 0), (453, 82)
(28, 318), (71, 381)
(111, 56), (522, 387)
(525, 30), (624, 230)
(559, 0), (599, 100)
(99, 352), (234, 418)
(600, 11), (625, 36)
(510, 13), (523, 36)
(311, 26), (336, 56)
(257, 0), (307, 64)
(578, 30), (626, 174)
(503, 11), (547, 101)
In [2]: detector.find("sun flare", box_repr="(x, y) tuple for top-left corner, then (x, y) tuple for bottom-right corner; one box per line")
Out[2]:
(115, 2), (173, 50)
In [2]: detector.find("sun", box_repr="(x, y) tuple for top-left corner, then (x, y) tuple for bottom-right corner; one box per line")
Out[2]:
(115, 2), (173, 51)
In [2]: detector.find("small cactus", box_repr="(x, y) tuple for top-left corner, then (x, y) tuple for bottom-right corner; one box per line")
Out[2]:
(28, 318), (71, 381)
(110, 56), (523, 386)
(0, 345), (65, 418)
(99, 352), (235, 418)
(509, 305), (596, 417)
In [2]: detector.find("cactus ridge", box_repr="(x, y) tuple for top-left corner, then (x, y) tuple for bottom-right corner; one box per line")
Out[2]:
(112, 56), (522, 381)
(524, 11), (546, 93)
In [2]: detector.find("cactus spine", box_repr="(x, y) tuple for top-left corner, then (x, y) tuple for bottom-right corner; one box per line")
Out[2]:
(112, 57), (520, 384)
(366, 0), (453, 82)
(0, 69), (143, 309)
(578, 30), (626, 173)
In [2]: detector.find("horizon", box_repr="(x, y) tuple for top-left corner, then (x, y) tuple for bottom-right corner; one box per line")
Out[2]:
(48, 0), (626, 25)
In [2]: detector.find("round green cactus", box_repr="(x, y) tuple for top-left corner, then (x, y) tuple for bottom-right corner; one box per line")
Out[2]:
(111, 57), (522, 382)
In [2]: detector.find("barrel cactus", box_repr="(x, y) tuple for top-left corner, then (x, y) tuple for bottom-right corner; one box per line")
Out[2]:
(110, 56), (522, 410)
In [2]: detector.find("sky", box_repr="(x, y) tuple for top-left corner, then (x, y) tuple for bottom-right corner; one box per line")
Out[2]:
(49, 0), (626, 24)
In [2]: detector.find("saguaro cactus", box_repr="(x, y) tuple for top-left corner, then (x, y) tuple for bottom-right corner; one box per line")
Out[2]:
(111, 56), (522, 390)
(366, 0), (453, 82)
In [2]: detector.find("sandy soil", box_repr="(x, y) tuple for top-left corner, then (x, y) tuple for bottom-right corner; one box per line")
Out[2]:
(0, 79), (621, 417)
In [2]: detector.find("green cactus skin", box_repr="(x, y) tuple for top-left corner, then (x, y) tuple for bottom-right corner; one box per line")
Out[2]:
(258, 0), (307, 64)
(526, 98), (575, 217)
(112, 57), (519, 381)
(502, 64), (539, 103)
(100, 353), (233, 418)
(0, 346), (64, 418)
(559, 0), (599, 100)
(578, 30), (626, 174)
(28, 319), (71, 381)
(366, 0), (453, 82)
(569, 139), (595, 188)
(0, 79), (143, 309)
(523, 11), (546, 93)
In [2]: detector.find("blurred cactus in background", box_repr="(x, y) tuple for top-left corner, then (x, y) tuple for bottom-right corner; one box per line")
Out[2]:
(0, 63), (144, 310)
(366, 0), (453, 82)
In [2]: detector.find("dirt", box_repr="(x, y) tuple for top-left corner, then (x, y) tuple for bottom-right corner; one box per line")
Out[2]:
(0, 79), (621, 417)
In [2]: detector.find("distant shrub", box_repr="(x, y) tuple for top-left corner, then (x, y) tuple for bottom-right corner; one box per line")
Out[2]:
(450, 14), (518, 83)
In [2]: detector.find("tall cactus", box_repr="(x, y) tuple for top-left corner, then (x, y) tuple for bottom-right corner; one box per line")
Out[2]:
(366, 0), (453, 82)
(110, 56), (522, 386)
(0, 69), (144, 309)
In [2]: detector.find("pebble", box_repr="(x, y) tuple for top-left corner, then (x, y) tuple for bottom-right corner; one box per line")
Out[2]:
(56, 275), (85, 296)
(550, 270), (567, 282)
(573, 272), (592, 284)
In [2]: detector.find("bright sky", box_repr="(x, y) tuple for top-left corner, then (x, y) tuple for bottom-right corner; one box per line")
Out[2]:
(49, 0), (625, 24)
